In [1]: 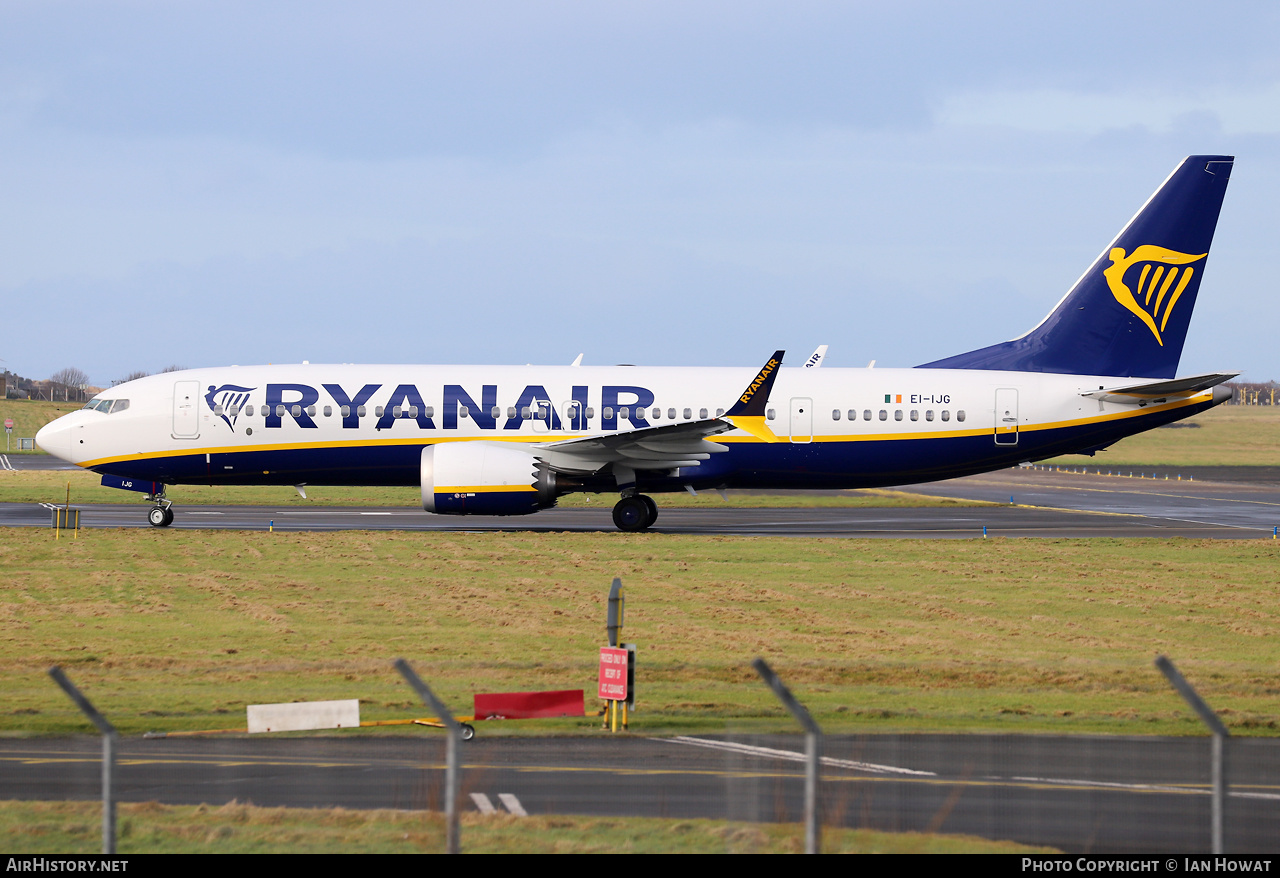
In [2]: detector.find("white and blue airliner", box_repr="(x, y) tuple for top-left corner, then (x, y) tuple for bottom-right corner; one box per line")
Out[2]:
(37, 155), (1238, 531)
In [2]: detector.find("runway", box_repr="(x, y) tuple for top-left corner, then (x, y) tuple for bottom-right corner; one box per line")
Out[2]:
(4, 734), (1276, 853)
(3, 467), (1280, 537)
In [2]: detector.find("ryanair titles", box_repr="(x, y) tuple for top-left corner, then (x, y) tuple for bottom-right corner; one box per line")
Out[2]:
(207, 382), (661, 433)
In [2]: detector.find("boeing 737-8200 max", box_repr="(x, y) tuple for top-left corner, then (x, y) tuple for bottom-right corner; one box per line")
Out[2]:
(37, 155), (1238, 532)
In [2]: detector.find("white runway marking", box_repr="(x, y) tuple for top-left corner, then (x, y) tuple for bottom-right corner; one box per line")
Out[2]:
(469, 792), (496, 814)
(1012, 776), (1280, 800)
(662, 736), (936, 776)
(498, 793), (528, 816)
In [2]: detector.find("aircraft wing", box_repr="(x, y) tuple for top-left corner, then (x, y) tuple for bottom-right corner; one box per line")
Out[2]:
(533, 350), (785, 475)
(1079, 372), (1238, 404)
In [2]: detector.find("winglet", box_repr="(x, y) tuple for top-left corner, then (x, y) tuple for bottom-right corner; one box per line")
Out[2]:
(725, 350), (784, 442)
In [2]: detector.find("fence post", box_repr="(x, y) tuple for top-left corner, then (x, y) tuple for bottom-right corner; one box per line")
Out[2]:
(48, 667), (117, 854)
(394, 658), (462, 854)
(752, 658), (821, 853)
(1156, 655), (1229, 854)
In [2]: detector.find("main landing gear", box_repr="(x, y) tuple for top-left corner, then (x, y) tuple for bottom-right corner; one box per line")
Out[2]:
(146, 490), (174, 528)
(612, 493), (658, 532)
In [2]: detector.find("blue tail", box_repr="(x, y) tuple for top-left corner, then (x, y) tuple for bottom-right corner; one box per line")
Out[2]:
(919, 155), (1233, 378)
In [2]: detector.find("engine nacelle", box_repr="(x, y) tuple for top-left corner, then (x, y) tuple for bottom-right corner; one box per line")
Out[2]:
(421, 442), (556, 515)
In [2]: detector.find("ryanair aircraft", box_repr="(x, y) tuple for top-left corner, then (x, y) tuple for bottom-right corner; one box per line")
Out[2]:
(37, 155), (1237, 531)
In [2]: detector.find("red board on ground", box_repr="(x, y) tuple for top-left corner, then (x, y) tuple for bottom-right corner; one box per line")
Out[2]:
(473, 689), (585, 720)
(598, 647), (629, 701)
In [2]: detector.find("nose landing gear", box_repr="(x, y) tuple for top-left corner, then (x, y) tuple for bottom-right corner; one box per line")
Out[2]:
(145, 490), (174, 528)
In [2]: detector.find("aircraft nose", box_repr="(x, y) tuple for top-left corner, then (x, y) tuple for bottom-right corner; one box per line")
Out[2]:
(35, 417), (73, 462)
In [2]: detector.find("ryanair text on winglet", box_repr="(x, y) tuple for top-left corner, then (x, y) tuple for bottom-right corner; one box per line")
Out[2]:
(738, 358), (780, 405)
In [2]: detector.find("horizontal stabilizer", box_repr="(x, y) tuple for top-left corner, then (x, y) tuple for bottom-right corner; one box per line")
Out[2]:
(1080, 372), (1238, 404)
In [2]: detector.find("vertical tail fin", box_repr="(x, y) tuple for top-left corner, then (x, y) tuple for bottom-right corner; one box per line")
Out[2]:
(919, 155), (1233, 378)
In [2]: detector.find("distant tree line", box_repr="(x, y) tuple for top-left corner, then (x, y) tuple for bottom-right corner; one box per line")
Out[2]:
(2, 364), (187, 400)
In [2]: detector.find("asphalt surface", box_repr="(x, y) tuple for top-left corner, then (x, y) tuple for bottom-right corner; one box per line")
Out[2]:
(5, 466), (1280, 537)
(4, 734), (1276, 853)
(0, 454), (77, 471)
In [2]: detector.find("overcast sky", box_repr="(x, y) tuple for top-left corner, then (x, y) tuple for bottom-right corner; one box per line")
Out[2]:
(2, 1), (1277, 386)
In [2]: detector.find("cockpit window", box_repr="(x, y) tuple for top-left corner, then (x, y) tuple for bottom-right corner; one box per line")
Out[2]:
(83, 399), (128, 413)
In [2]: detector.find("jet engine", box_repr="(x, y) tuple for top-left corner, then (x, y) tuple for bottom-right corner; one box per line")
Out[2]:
(421, 442), (556, 515)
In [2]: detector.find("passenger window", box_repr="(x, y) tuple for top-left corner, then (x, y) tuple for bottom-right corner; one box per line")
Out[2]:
(425, 406), (434, 418)
(306, 405), (316, 417)
(357, 405), (366, 417)
(213, 404), (224, 415)
(910, 410), (918, 421)
(246, 405), (255, 416)
(652, 407), (661, 420)
(603, 407), (614, 419)
(683, 408), (691, 420)
(323, 406), (332, 417)
(716, 408), (725, 417)
(863, 410), (871, 421)
(941, 410), (950, 421)
(619, 407), (629, 420)
(586, 407), (595, 419)
(229, 405), (239, 416)
(894, 410), (903, 421)
(456, 406), (465, 419)
(925, 410), (933, 421)
(521, 407), (532, 419)
(341, 405), (350, 417)
(290, 405), (301, 417)
(767, 408), (776, 420)
(832, 409), (841, 420)
(878, 410), (887, 420)
(507, 407), (517, 419)
(277, 405), (287, 418)
(491, 406), (501, 419)
(392, 406), (402, 418)
(957, 410), (966, 422)
(411, 406), (420, 418)
(375, 406), (384, 418)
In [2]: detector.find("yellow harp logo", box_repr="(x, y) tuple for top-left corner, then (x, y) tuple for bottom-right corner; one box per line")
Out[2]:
(1102, 246), (1207, 346)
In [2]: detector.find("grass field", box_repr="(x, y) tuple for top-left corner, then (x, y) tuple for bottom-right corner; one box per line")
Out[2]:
(5, 529), (1278, 738)
(0, 800), (1054, 854)
(1048, 403), (1280, 466)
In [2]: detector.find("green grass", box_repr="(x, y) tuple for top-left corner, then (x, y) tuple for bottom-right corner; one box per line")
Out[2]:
(4, 529), (1278, 738)
(1049, 403), (1280, 467)
(0, 467), (988, 509)
(0, 800), (1055, 854)
(0, 400), (78, 453)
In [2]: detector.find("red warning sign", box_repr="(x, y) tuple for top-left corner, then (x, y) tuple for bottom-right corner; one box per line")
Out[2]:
(598, 647), (629, 701)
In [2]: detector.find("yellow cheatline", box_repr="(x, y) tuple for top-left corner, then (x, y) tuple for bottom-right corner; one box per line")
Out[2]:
(76, 390), (1213, 468)
(436, 484), (538, 494)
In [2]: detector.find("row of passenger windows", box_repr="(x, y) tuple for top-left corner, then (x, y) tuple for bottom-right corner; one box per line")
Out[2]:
(215, 403), (726, 420)
(833, 409), (965, 423)
(212, 402), (966, 424)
